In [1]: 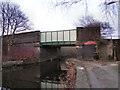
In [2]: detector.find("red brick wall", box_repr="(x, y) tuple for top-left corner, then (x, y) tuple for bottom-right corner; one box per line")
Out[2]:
(76, 27), (100, 45)
(2, 31), (40, 62)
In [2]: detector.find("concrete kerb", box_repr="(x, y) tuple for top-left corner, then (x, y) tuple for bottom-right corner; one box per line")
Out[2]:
(68, 58), (91, 88)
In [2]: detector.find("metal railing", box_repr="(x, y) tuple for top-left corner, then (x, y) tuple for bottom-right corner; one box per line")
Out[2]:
(40, 29), (76, 45)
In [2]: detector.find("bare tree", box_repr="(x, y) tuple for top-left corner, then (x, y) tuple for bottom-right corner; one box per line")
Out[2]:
(74, 16), (97, 27)
(52, 0), (119, 21)
(52, 0), (117, 37)
(100, 0), (118, 22)
(0, 1), (32, 47)
(53, 0), (118, 11)
(53, 0), (85, 7)
(75, 16), (114, 38)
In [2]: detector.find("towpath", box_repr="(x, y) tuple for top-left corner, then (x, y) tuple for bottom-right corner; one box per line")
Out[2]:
(70, 59), (119, 88)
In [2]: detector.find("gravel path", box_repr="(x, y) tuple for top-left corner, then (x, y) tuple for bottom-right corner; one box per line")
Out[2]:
(72, 59), (118, 88)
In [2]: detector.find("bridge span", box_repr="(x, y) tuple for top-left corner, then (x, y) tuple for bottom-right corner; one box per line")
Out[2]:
(40, 29), (76, 46)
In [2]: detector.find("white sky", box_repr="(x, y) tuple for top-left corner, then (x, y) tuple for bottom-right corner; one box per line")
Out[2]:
(0, 0), (119, 38)
(10, 0), (103, 31)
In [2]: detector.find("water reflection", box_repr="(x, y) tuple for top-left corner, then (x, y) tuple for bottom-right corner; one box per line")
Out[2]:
(2, 63), (66, 88)
(3, 64), (41, 88)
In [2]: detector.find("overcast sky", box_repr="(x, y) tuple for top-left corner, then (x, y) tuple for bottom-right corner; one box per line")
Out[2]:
(10, 0), (105, 31)
(0, 0), (119, 38)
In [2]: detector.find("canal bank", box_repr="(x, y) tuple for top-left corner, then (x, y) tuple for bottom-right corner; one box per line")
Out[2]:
(68, 58), (91, 88)
(2, 58), (77, 88)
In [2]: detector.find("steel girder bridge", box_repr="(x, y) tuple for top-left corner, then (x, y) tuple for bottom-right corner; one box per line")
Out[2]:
(40, 29), (76, 46)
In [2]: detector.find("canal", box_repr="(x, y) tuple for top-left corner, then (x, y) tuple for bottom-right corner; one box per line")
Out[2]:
(2, 62), (67, 88)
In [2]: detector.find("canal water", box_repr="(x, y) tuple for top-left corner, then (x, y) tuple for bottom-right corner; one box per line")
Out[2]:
(2, 63), (66, 88)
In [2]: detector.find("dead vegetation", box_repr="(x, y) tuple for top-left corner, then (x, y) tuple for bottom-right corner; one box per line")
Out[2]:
(59, 60), (77, 88)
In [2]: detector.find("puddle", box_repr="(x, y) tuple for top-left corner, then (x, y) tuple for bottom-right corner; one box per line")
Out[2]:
(77, 67), (84, 70)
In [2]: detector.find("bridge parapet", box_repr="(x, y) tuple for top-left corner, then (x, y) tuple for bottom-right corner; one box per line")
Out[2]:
(40, 29), (76, 46)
